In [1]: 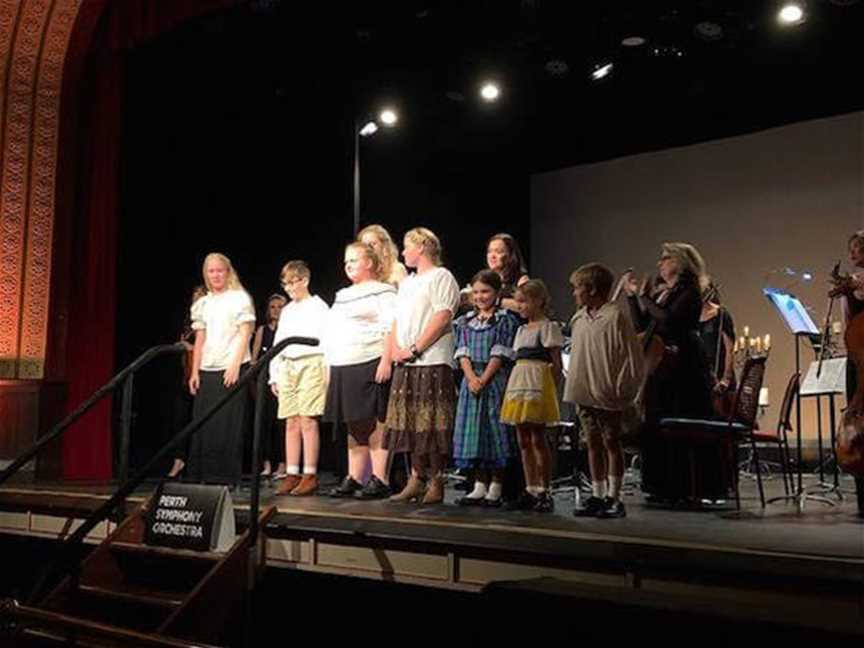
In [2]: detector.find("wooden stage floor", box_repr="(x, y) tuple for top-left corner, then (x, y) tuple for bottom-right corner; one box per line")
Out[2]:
(1, 471), (862, 635)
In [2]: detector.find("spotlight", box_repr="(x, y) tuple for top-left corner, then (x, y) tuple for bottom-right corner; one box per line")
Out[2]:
(590, 62), (614, 81)
(379, 108), (398, 126)
(621, 36), (647, 47)
(778, 3), (805, 24)
(480, 82), (501, 102)
(359, 121), (379, 137)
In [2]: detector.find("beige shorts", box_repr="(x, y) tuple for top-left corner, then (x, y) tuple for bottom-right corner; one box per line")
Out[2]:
(577, 405), (623, 444)
(277, 355), (326, 419)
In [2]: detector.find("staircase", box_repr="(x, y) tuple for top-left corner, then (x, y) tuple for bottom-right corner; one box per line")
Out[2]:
(4, 502), (274, 647)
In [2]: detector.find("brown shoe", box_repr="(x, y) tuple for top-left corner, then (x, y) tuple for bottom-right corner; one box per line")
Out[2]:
(421, 476), (444, 505)
(276, 474), (302, 495)
(290, 474), (319, 496)
(389, 475), (426, 502)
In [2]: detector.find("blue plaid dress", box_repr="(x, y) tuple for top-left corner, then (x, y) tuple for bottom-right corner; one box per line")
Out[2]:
(452, 309), (519, 469)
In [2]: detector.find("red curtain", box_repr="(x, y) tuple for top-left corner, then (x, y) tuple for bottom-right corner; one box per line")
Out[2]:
(61, 0), (237, 480)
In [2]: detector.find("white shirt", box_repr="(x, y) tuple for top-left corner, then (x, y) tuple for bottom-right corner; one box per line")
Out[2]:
(394, 267), (460, 367)
(190, 289), (256, 371)
(268, 295), (329, 383)
(325, 281), (397, 367)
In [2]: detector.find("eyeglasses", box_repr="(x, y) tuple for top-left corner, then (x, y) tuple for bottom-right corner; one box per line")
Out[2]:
(281, 278), (303, 288)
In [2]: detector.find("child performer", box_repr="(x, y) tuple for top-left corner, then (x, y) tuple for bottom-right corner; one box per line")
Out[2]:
(565, 263), (644, 518)
(453, 270), (520, 507)
(324, 242), (396, 499)
(269, 261), (329, 496)
(500, 280), (563, 512)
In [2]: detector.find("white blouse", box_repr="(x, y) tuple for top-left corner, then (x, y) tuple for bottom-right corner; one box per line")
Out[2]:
(268, 295), (329, 383)
(190, 289), (256, 371)
(394, 266), (460, 367)
(325, 281), (397, 367)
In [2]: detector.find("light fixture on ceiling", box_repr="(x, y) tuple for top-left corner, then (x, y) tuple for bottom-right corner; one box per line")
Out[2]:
(621, 35), (647, 47)
(480, 81), (501, 102)
(590, 61), (614, 81)
(778, 3), (806, 24)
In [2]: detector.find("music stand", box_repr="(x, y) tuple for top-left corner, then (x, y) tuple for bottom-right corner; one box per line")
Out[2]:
(763, 288), (835, 512)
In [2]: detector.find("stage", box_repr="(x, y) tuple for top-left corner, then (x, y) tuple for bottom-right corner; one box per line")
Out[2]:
(0, 471), (861, 636)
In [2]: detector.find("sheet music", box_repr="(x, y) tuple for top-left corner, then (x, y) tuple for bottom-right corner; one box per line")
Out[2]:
(800, 357), (847, 396)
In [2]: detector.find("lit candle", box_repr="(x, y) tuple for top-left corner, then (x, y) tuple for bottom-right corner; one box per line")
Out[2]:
(759, 387), (770, 407)
(756, 337), (763, 353)
(763, 334), (771, 350)
(739, 336), (746, 350)
(743, 325), (750, 338)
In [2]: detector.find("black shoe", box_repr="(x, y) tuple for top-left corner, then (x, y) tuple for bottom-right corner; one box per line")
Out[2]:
(328, 476), (363, 498)
(457, 495), (486, 507)
(533, 492), (555, 513)
(505, 491), (538, 511)
(356, 476), (391, 500)
(597, 499), (626, 519)
(572, 495), (606, 518)
(482, 497), (503, 508)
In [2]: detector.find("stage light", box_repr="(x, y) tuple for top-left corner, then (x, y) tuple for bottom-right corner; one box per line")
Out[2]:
(621, 36), (647, 47)
(480, 82), (501, 102)
(778, 3), (805, 24)
(590, 62), (614, 81)
(379, 108), (398, 126)
(359, 121), (379, 137)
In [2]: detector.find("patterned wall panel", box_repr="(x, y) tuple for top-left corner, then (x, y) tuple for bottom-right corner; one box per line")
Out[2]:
(19, 0), (79, 379)
(0, 0), (81, 379)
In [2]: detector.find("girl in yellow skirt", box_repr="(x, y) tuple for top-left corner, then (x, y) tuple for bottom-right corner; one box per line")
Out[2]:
(500, 280), (563, 512)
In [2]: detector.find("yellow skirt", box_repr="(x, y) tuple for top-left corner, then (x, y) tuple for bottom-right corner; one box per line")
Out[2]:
(500, 360), (560, 426)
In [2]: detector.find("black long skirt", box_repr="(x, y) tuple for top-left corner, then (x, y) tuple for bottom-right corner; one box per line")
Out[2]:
(185, 365), (249, 486)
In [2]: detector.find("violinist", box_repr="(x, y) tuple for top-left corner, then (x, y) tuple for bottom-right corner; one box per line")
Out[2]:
(829, 231), (864, 516)
(699, 284), (736, 419)
(624, 242), (714, 504)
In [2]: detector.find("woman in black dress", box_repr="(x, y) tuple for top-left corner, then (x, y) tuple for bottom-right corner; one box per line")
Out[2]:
(625, 242), (714, 503)
(251, 293), (288, 477)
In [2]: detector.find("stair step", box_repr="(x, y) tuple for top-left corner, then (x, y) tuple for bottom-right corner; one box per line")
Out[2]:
(109, 540), (223, 561)
(78, 583), (184, 608)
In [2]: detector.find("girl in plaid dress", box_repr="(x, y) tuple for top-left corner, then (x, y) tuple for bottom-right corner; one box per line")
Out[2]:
(453, 270), (520, 507)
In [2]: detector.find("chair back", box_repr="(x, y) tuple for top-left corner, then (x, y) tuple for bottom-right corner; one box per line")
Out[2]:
(776, 371), (800, 435)
(731, 355), (768, 427)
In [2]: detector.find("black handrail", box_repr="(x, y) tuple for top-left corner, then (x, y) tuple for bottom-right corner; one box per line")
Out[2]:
(26, 335), (318, 605)
(0, 343), (187, 488)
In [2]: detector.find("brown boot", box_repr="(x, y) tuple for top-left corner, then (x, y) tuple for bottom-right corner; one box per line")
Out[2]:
(421, 476), (444, 505)
(276, 474), (302, 496)
(389, 475), (426, 502)
(290, 474), (319, 496)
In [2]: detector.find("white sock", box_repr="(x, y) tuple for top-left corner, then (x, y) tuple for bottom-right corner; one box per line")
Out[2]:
(608, 475), (622, 501)
(303, 466), (317, 476)
(526, 485), (541, 495)
(466, 482), (487, 499)
(287, 465), (300, 475)
(485, 481), (503, 500)
(592, 480), (607, 499)
(534, 486), (547, 494)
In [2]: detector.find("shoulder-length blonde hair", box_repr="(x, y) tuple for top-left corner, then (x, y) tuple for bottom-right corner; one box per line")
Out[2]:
(358, 224), (399, 281)
(201, 252), (245, 292)
(404, 227), (443, 266)
(661, 242), (709, 293)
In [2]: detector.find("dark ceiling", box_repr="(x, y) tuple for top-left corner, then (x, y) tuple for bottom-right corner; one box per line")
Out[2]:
(244, 0), (864, 170)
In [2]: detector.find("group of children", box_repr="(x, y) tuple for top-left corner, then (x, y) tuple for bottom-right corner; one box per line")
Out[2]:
(191, 225), (646, 520)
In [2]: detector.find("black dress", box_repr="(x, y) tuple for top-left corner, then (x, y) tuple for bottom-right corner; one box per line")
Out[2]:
(699, 308), (736, 384)
(628, 276), (718, 501)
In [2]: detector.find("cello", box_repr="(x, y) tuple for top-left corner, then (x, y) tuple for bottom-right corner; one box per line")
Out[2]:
(829, 268), (864, 477)
(701, 284), (736, 419)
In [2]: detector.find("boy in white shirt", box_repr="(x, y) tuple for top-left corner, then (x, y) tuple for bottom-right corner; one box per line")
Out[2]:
(564, 263), (644, 519)
(269, 261), (329, 496)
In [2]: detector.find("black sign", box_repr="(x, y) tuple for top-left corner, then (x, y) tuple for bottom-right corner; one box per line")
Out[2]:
(144, 482), (235, 552)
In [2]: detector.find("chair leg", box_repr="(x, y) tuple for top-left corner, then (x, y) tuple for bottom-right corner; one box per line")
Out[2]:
(779, 440), (792, 495)
(734, 448), (741, 510)
(751, 439), (766, 508)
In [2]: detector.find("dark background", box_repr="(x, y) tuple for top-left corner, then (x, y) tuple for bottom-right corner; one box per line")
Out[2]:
(113, 0), (864, 469)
